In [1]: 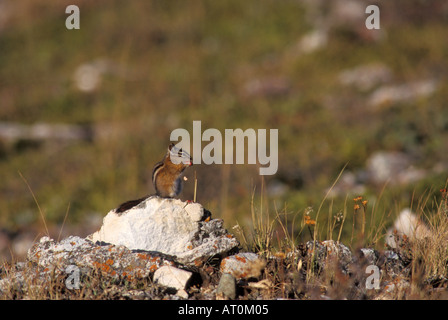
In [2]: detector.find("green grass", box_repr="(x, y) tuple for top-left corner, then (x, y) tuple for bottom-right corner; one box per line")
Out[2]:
(1, 0), (448, 256)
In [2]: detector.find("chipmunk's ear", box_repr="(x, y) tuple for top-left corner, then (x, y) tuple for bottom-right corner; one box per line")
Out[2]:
(169, 143), (184, 158)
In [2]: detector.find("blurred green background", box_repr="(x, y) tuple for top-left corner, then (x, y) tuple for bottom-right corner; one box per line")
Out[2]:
(1, 0), (448, 260)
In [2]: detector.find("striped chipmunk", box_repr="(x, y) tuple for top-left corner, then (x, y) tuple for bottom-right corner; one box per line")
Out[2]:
(116, 143), (192, 213)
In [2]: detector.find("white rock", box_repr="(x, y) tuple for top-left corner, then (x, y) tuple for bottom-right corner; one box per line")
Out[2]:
(338, 63), (392, 90)
(184, 202), (204, 222)
(297, 29), (328, 54)
(88, 196), (239, 265)
(153, 266), (192, 291)
(90, 197), (199, 252)
(368, 80), (438, 108)
(39, 236), (52, 244)
(386, 208), (432, 248)
(366, 151), (411, 184)
(176, 289), (189, 299)
(73, 60), (108, 92)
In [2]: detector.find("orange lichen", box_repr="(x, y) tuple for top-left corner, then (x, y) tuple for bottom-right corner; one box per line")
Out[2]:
(93, 261), (114, 274)
(194, 259), (204, 267)
(149, 264), (159, 272)
(235, 255), (247, 263)
(137, 253), (149, 260)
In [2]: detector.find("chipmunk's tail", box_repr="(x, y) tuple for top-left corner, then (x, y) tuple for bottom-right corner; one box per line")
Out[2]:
(115, 195), (150, 213)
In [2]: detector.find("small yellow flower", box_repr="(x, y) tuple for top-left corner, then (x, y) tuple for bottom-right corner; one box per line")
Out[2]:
(354, 204), (360, 210)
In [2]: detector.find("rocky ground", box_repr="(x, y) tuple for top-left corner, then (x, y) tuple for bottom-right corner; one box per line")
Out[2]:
(0, 197), (447, 300)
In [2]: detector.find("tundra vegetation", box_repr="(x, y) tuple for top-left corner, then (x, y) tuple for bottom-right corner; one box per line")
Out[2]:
(1, 0), (448, 300)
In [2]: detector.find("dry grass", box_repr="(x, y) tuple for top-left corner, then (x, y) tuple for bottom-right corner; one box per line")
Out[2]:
(410, 189), (448, 283)
(2, 186), (448, 300)
(232, 181), (448, 300)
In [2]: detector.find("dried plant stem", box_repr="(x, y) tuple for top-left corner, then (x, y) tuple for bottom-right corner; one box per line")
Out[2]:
(314, 163), (348, 242)
(193, 170), (198, 203)
(58, 202), (71, 242)
(18, 171), (49, 236)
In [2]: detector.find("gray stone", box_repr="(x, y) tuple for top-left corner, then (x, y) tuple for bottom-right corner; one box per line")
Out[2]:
(360, 248), (379, 265)
(243, 77), (291, 98)
(27, 235), (175, 279)
(368, 80), (438, 108)
(366, 151), (412, 185)
(300, 240), (353, 273)
(338, 63), (392, 91)
(216, 273), (236, 299)
(88, 197), (239, 265)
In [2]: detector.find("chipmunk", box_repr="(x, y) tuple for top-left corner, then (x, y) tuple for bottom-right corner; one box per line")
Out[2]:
(152, 143), (192, 197)
(116, 143), (192, 213)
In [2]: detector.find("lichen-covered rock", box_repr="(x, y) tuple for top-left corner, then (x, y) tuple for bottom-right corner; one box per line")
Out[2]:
(220, 252), (265, 279)
(299, 240), (353, 274)
(27, 235), (176, 280)
(88, 197), (239, 265)
(5, 198), (241, 298)
(0, 235), (183, 298)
